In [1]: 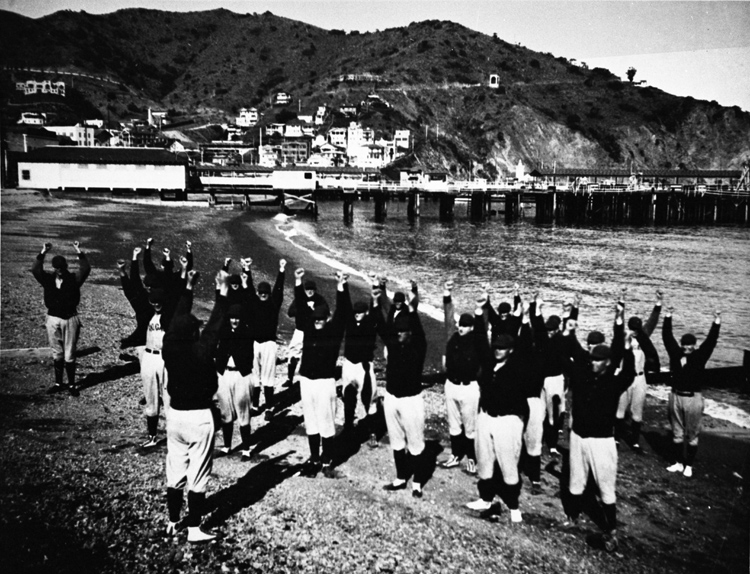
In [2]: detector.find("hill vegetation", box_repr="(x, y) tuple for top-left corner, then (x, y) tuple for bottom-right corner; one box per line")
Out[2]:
(1, 8), (749, 177)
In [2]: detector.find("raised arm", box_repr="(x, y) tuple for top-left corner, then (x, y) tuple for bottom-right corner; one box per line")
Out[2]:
(608, 299), (626, 375)
(31, 242), (52, 284)
(662, 305), (680, 357)
(143, 238), (157, 277)
(71, 241), (91, 286)
(642, 289), (663, 336)
(272, 259), (286, 307)
(697, 311), (721, 361)
(443, 280), (457, 341)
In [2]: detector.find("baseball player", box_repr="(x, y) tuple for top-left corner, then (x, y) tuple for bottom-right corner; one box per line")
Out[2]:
(243, 257), (286, 419)
(214, 302), (254, 458)
(295, 268), (347, 478)
(615, 290), (662, 452)
(465, 303), (534, 524)
(286, 273), (330, 387)
(339, 280), (380, 447)
(663, 306), (721, 478)
(440, 281), (489, 475)
(163, 269), (227, 543)
(32, 241), (91, 397)
(373, 285), (430, 498)
(564, 301), (634, 553)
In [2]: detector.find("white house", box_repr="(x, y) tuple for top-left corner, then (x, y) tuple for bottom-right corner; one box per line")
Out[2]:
(18, 112), (47, 126)
(394, 129), (411, 150)
(273, 92), (292, 106)
(45, 124), (95, 147)
(236, 107), (259, 127)
(327, 127), (347, 147)
(16, 147), (187, 191)
(314, 105), (327, 125)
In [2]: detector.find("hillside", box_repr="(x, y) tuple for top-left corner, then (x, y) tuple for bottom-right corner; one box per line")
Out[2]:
(1, 8), (749, 176)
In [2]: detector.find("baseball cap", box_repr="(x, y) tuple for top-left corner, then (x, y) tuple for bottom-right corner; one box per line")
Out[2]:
(587, 331), (605, 345)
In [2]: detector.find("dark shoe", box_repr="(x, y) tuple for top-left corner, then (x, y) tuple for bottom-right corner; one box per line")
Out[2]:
(264, 409), (274, 421)
(299, 459), (321, 477)
(321, 464), (340, 479)
(478, 503), (504, 521)
(367, 434), (380, 449)
(531, 481), (542, 495)
(47, 383), (67, 394)
(411, 486), (423, 498)
(383, 481), (408, 492)
(631, 443), (644, 455)
(68, 384), (80, 397)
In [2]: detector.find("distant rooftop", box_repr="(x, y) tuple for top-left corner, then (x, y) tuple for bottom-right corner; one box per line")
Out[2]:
(18, 146), (187, 165)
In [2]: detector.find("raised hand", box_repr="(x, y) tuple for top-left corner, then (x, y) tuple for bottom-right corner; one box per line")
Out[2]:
(279, 258), (287, 271)
(185, 240), (192, 252)
(43, 242), (52, 253)
(146, 237), (154, 248)
(163, 247), (171, 260)
(72, 241), (81, 253)
(295, 268), (305, 280)
(133, 247), (142, 257)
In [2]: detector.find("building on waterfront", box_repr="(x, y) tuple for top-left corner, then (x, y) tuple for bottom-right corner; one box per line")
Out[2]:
(236, 107), (259, 127)
(15, 147), (187, 192)
(17, 112), (47, 126)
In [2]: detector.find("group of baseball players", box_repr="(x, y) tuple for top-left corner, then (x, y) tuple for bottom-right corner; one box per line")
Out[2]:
(32, 240), (721, 550)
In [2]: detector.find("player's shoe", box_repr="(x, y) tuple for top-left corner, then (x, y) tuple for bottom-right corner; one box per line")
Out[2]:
(382, 480), (407, 491)
(682, 465), (693, 478)
(411, 484), (423, 498)
(367, 434), (380, 449)
(510, 509), (523, 523)
(666, 462), (685, 473)
(166, 521), (181, 536)
(603, 530), (619, 553)
(464, 459), (477, 475)
(466, 498), (492, 511)
(141, 435), (159, 449)
(68, 384), (80, 397)
(531, 481), (542, 495)
(441, 455), (460, 469)
(187, 526), (216, 543)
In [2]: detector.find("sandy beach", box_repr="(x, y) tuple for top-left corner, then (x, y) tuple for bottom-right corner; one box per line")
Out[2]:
(1, 189), (749, 574)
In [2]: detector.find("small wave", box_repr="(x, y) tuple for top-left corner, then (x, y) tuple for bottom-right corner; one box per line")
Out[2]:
(272, 218), (445, 323)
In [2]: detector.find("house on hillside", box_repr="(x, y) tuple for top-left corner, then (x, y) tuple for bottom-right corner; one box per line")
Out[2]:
(273, 92), (292, 106)
(18, 112), (47, 126)
(327, 127), (347, 147)
(394, 129), (411, 151)
(45, 124), (95, 147)
(488, 74), (500, 88)
(314, 105), (327, 125)
(236, 107), (259, 127)
(339, 103), (358, 117)
(307, 142), (346, 167)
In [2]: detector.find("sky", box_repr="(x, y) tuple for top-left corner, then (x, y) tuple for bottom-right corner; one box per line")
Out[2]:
(2, 0), (749, 111)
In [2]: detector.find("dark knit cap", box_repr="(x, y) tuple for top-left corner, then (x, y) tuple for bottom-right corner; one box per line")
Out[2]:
(545, 315), (562, 330)
(257, 281), (271, 294)
(680, 333), (697, 346)
(352, 300), (369, 313)
(590, 344), (612, 360)
(628, 317), (643, 331)
(228, 274), (242, 286)
(227, 304), (243, 318)
(587, 331), (606, 345)
(51, 255), (68, 270)
(458, 313), (475, 327)
(304, 280), (317, 291)
(393, 292), (406, 303)
(491, 333), (515, 350)
(312, 306), (328, 320)
(148, 289), (166, 305)
(497, 302), (512, 314)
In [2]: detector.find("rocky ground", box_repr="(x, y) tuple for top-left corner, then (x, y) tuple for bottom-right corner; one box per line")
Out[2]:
(1, 190), (749, 574)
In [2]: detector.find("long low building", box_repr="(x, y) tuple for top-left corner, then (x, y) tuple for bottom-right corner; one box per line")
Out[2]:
(16, 147), (188, 192)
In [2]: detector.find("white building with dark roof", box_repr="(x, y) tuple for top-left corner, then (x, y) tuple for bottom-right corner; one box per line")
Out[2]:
(17, 147), (187, 192)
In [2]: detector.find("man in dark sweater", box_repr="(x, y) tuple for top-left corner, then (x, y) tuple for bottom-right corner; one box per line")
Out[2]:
(465, 305), (534, 524)
(564, 301), (634, 553)
(663, 306), (721, 479)
(163, 269), (226, 543)
(243, 257), (286, 418)
(32, 241), (91, 396)
(286, 275), (330, 387)
(374, 285), (430, 498)
(214, 303), (254, 458)
(340, 284), (380, 447)
(295, 268), (347, 478)
(440, 281), (489, 475)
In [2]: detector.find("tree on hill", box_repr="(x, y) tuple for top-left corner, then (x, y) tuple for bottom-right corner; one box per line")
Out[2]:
(627, 67), (637, 83)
